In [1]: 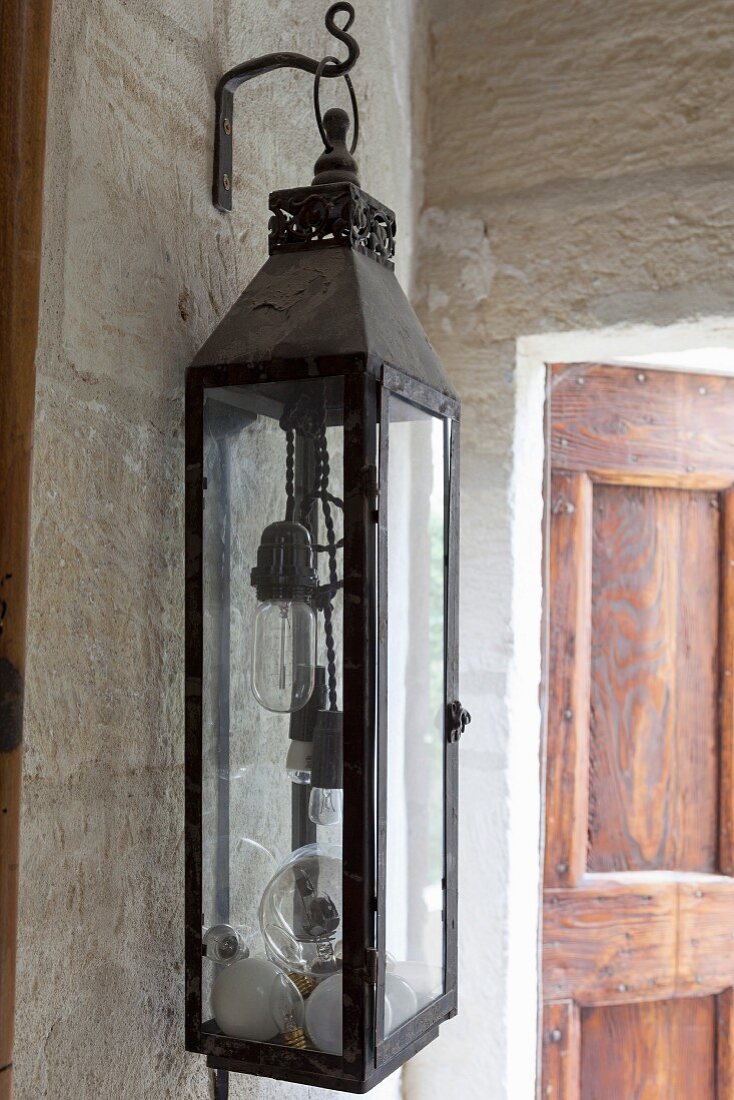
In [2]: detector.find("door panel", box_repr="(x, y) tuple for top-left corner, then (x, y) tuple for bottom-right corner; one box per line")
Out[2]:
(589, 484), (720, 873)
(541, 363), (734, 1098)
(580, 998), (716, 1100)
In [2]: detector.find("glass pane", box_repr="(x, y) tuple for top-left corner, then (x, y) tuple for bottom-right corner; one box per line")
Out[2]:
(384, 395), (446, 1036)
(201, 377), (346, 1054)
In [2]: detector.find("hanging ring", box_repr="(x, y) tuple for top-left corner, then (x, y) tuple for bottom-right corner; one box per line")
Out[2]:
(313, 55), (359, 154)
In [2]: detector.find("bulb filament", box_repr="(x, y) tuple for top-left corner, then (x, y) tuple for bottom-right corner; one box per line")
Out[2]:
(279, 604), (288, 693)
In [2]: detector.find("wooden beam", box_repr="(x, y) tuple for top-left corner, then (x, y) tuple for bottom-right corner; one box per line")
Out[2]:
(0, 2), (54, 1096)
(543, 471), (592, 887)
(543, 878), (678, 1006)
(541, 1002), (581, 1099)
(544, 873), (734, 1007)
(550, 363), (734, 482)
(717, 989), (734, 1099)
(720, 490), (734, 876)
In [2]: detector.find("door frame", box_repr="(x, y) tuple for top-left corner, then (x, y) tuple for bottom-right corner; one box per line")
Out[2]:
(510, 317), (734, 1099)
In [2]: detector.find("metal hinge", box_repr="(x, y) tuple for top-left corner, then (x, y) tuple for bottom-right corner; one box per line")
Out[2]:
(365, 947), (378, 985)
(448, 700), (471, 743)
(360, 464), (379, 520)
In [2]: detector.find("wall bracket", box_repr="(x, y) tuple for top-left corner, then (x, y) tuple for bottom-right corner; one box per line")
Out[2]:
(212, 2), (359, 212)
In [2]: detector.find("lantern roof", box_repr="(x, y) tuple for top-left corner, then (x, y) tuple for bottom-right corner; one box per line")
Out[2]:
(192, 181), (458, 403)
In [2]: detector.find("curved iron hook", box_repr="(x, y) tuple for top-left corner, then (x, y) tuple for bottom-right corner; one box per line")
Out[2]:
(213, 2), (359, 211)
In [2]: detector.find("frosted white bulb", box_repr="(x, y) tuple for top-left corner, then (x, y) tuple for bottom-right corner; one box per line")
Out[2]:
(308, 786), (343, 826)
(384, 972), (418, 1033)
(304, 972), (344, 1054)
(211, 956), (303, 1042)
(251, 599), (316, 713)
(390, 960), (443, 1005)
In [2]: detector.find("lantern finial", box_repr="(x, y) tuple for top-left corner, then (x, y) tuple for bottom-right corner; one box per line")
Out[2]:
(312, 108), (360, 186)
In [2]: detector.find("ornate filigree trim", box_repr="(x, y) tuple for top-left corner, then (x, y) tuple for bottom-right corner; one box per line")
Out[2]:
(268, 183), (396, 266)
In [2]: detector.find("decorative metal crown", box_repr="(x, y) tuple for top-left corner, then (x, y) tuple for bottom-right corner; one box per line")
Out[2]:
(268, 182), (396, 267)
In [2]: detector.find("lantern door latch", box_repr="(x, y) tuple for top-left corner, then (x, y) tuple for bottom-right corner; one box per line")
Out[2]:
(448, 701), (471, 743)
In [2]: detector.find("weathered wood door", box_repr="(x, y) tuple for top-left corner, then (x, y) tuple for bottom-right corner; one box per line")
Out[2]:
(541, 362), (734, 1098)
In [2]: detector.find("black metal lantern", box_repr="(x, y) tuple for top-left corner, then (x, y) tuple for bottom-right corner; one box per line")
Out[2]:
(185, 5), (469, 1092)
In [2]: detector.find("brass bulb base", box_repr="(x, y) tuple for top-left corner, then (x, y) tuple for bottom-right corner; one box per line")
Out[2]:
(288, 972), (318, 999)
(282, 1026), (308, 1049)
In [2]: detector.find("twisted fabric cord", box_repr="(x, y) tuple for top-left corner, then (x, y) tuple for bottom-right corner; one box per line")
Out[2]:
(284, 428), (295, 522)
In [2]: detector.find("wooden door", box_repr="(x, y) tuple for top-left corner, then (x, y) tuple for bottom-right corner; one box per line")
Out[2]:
(541, 362), (734, 1098)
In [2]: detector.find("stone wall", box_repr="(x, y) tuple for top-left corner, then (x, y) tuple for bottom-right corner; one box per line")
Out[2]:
(16, 1), (423, 1097)
(408, 1), (734, 1098)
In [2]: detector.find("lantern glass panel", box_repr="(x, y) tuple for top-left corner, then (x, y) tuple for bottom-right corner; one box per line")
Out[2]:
(384, 395), (446, 1035)
(200, 377), (345, 1053)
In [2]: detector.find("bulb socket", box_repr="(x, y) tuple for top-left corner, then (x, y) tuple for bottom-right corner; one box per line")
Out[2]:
(250, 521), (318, 601)
(285, 739), (313, 779)
(311, 709), (343, 791)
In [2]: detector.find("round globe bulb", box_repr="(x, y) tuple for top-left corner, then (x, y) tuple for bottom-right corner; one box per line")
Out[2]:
(384, 972), (418, 1033)
(259, 842), (342, 977)
(211, 956), (303, 1042)
(304, 972), (344, 1055)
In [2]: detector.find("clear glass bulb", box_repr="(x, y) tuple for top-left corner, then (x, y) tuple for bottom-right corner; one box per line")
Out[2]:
(203, 923), (250, 964)
(251, 598), (316, 713)
(259, 843), (342, 977)
(308, 787), (343, 826)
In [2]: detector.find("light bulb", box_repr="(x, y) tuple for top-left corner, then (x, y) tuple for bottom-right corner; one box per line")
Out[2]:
(388, 959), (443, 1006)
(259, 843), (342, 977)
(251, 598), (316, 713)
(211, 956), (304, 1042)
(304, 972), (343, 1054)
(308, 709), (343, 825)
(203, 923), (250, 965)
(384, 972), (418, 1033)
(303, 972), (417, 1052)
(249, 521), (318, 713)
(308, 786), (343, 826)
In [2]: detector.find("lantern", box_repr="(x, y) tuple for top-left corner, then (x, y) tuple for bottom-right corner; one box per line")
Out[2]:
(185, 5), (469, 1091)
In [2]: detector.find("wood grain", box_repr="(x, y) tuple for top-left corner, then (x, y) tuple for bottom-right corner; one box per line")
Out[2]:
(0, 1), (53, 1094)
(717, 989), (734, 1099)
(544, 873), (734, 1005)
(579, 997), (716, 1099)
(677, 879), (734, 995)
(544, 362), (734, 1097)
(544, 472), (592, 887)
(551, 363), (734, 483)
(720, 492), (734, 875)
(541, 1003), (580, 1099)
(588, 485), (719, 873)
(543, 879), (677, 1006)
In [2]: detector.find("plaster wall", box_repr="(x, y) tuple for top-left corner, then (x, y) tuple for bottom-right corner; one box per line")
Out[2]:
(16, 1), (424, 1098)
(408, 2), (734, 1099)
